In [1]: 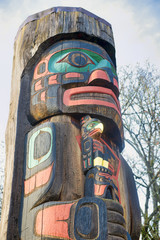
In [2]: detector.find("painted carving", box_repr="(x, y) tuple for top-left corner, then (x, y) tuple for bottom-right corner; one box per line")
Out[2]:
(19, 39), (139, 240)
(80, 115), (120, 201)
(2, 7), (141, 240)
(29, 40), (123, 150)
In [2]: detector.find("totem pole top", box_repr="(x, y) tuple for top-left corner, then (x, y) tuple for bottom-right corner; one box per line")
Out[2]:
(17, 7), (112, 31)
(15, 6), (116, 67)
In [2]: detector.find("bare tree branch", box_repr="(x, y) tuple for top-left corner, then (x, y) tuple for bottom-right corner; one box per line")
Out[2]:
(119, 62), (160, 239)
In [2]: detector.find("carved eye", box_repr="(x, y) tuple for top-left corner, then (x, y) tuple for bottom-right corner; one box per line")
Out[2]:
(86, 122), (97, 130)
(57, 51), (95, 68)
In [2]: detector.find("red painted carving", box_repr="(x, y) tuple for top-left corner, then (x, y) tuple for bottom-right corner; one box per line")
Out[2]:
(35, 80), (43, 91)
(24, 163), (53, 196)
(40, 91), (46, 102)
(94, 184), (107, 196)
(48, 75), (58, 85)
(64, 72), (83, 79)
(63, 86), (121, 115)
(89, 69), (110, 83)
(35, 203), (73, 238)
(113, 77), (119, 89)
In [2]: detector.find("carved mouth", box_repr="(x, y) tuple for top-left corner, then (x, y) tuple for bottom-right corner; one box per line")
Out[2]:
(63, 86), (121, 116)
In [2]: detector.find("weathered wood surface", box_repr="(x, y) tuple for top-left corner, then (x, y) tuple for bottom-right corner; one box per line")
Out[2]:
(0, 7), (141, 240)
(0, 8), (114, 238)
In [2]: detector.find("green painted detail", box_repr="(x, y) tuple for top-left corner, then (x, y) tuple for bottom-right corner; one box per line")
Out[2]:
(85, 160), (87, 168)
(89, 157), (92, 166)
(48, 48), (117, 76)
(86, 121), (100, 131)
(28, 127), (53, 169)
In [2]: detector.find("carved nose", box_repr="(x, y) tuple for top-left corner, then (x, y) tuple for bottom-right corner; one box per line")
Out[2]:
(88, 70), (110, 84)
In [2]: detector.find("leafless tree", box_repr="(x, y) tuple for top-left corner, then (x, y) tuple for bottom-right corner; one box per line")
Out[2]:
(119, 62), (160, 240)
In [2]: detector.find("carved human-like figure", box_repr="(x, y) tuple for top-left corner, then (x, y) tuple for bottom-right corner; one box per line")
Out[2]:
(1, 7), (141, 240)
(18, 39), (140, 239)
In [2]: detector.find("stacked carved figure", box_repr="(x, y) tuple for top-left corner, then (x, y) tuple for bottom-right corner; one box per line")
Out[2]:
(0, 7), (141, 240)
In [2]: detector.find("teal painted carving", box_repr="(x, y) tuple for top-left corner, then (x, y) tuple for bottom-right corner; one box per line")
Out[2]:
(28, 127), (53, 168)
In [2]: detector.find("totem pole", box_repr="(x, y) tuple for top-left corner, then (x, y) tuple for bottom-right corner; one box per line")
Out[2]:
(0, 7), (141, 240)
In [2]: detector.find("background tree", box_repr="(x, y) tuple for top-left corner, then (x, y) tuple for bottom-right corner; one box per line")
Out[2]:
(119, 62), (160, 240)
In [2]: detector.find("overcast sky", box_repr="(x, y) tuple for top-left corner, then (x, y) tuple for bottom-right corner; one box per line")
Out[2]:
(0, 0), (160, 141)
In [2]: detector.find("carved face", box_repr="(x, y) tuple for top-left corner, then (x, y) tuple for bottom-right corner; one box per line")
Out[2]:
(80, 115), (104, 139)
(30, 40), (123, 148)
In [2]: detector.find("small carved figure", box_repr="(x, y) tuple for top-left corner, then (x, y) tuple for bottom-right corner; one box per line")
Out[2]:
(81, 115), (119, 200)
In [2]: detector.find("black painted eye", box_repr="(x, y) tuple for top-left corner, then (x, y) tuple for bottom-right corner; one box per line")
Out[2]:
(57, 51), (95, 68)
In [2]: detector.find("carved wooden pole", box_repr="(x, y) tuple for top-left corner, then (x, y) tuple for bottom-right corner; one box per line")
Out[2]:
(0, 7), (141, 240)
